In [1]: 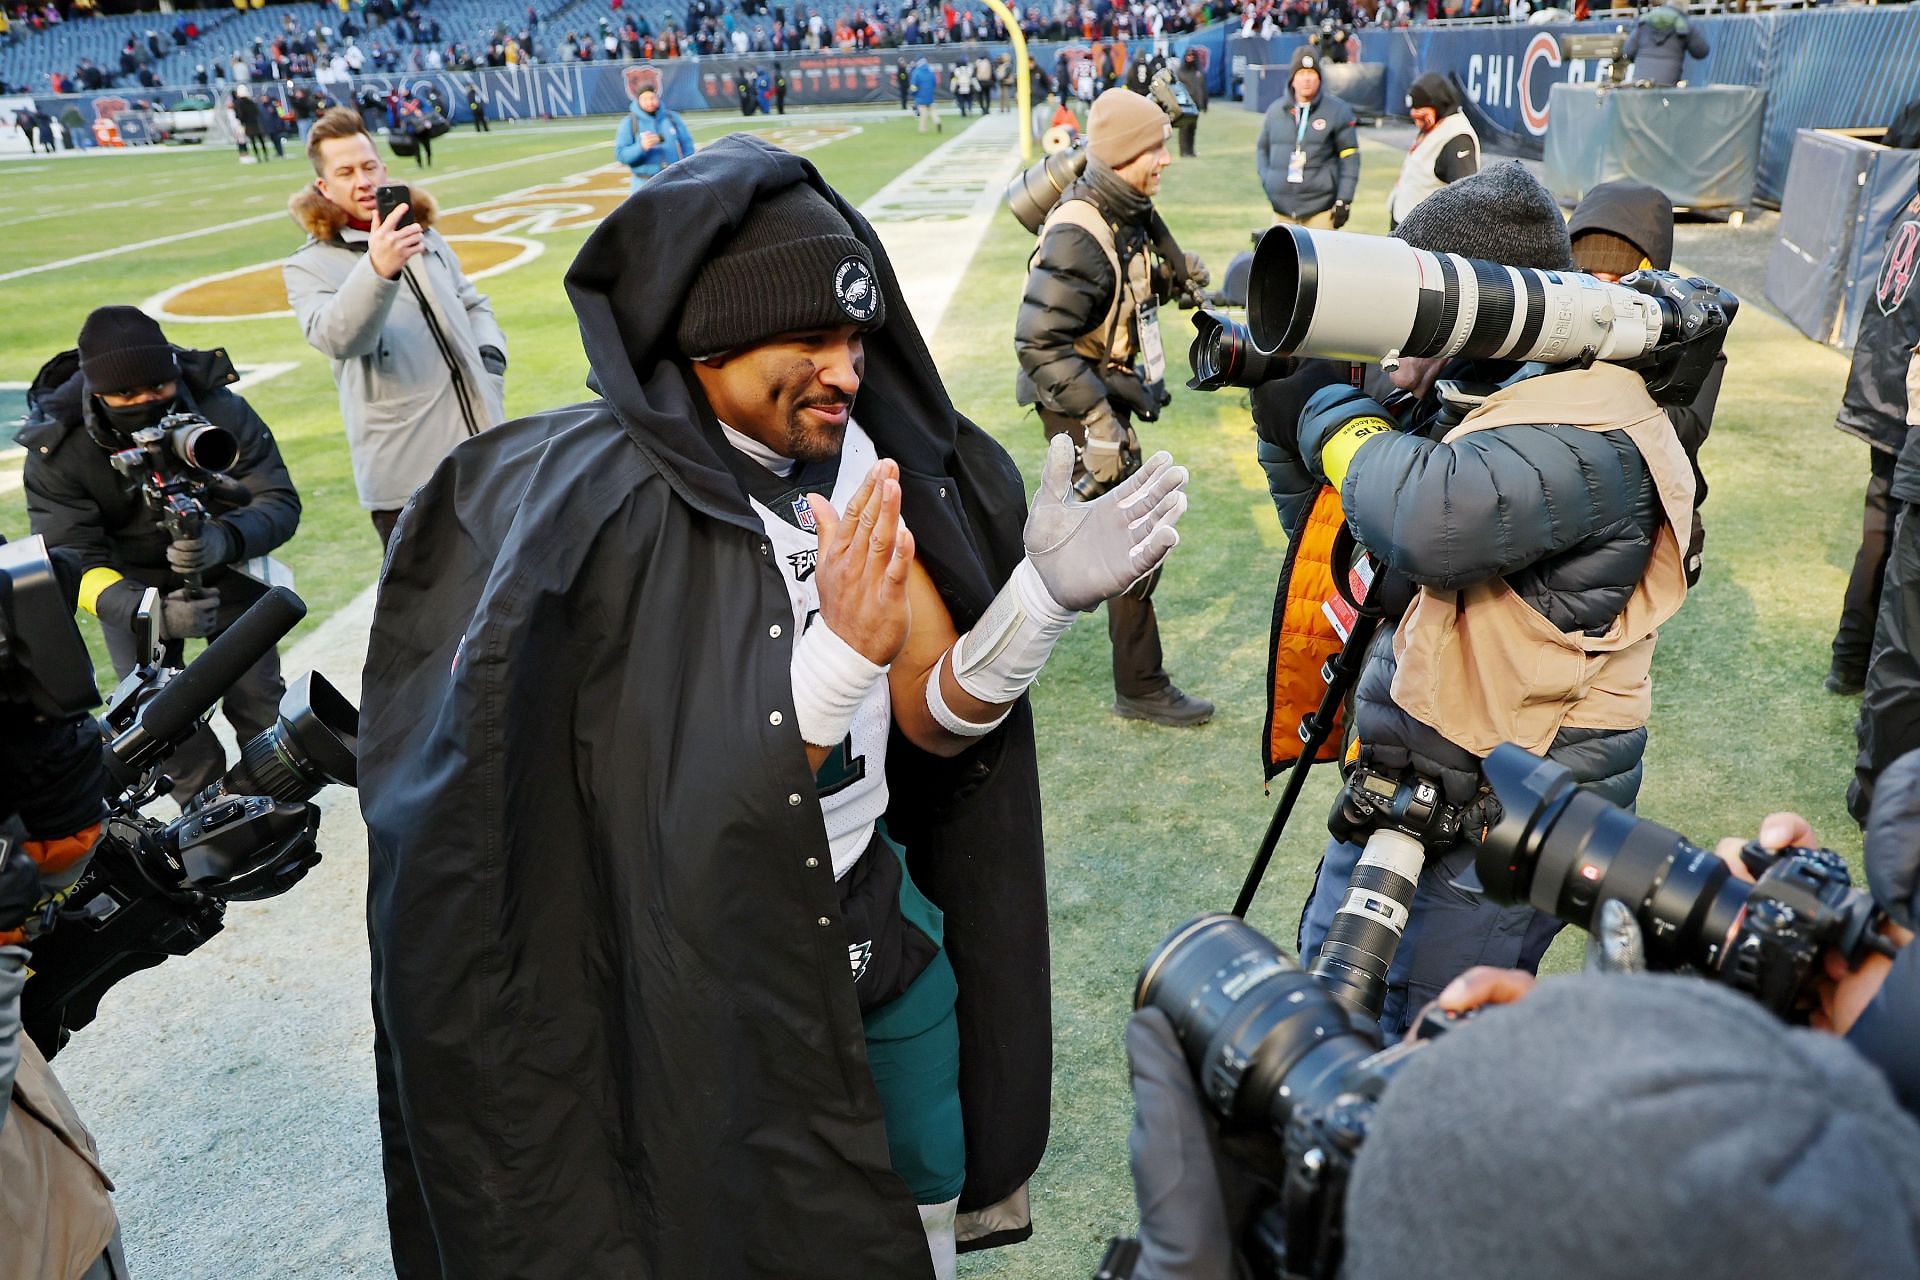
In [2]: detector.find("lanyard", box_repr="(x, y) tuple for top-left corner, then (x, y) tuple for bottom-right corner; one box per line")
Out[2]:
(1293, 99), (1312, 148)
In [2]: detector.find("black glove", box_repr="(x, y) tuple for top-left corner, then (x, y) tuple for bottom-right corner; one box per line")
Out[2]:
(156, 588), (220, 641)
(1330, 200), (1351, 230)
(479, 344), (508, 375)
(1105, 371), (1164, 423)
(166, 520), (238, 577)
(0, 841), (38, 937)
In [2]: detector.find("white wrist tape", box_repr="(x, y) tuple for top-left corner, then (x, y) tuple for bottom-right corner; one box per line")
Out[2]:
(949, 558), (1078, 705)
(925, 657), (1013, 738)
(790, 621), (887, 748)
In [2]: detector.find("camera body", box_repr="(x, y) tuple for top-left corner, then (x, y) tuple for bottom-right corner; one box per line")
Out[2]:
(1477, 742), (1893, 1021)
(106, 410), (239, 588)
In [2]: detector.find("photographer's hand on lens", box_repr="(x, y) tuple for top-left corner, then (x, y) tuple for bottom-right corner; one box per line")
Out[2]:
(165, 520), (237, 577)
(1183, 251), (1210, 290)
(805, 460), (915, 668)
(1080, 403), (1135, 486)
(368, 201), (426, 280)
(155, 587), (220, 641)
(1026, 435), (1187, 611)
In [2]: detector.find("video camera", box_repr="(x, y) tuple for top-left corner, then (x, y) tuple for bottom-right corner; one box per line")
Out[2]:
(1186, 225), (1737, 402)
(0, 535), (358, 1057)
(1004, 68), (1197, 236)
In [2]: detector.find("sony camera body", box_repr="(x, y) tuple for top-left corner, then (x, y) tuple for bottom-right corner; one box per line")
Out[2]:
(1477, 743), (1893, 1021)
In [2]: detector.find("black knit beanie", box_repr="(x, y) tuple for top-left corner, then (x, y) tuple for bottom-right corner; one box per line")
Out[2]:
(675, 182), (885, 358)
(1391, 161), (1574, 271)
(77, 305), (179, 395)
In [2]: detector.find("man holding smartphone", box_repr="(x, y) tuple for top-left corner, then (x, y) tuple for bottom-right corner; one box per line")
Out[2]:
(284, 107), (509, 551)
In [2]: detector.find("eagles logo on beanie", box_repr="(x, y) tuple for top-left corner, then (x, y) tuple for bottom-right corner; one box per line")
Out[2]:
(675, 182), (886, 358)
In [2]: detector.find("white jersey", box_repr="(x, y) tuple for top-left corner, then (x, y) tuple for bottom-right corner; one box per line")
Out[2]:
(739, 420), (891, 881)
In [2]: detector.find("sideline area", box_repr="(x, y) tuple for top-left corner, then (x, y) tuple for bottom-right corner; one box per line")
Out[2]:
(50, 111), (1022, 1280)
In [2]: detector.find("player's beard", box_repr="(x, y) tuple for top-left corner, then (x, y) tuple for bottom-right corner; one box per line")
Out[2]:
(775, 391), (849, 462)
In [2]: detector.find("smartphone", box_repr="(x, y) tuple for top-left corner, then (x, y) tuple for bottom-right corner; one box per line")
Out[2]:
(375, 183), (415, 228)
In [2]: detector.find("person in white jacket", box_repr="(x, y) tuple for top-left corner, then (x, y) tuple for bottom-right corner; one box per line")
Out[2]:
(1387, 71), (1480, 231)
(283, 107), (508, 550)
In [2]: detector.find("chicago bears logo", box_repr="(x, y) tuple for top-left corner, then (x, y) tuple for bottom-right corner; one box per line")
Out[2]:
(834, 256), (879, 324)
(1878, 221), (1920, 317)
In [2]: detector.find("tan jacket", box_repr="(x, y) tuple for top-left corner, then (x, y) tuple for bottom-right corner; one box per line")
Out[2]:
(1034, 197), (1154, 368)
(1390, 363), (1696, 755)
(2, 1040), (117, 1280)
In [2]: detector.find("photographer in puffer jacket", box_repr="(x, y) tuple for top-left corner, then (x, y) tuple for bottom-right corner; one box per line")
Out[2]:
(1255, 164), (1698, 1035)
(1015, 88), (1213, 727)
(21, 307), (300, 800)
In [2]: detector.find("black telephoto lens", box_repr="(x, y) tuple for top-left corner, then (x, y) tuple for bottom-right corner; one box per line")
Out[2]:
(1137, 914), (1379, 1131)
(1478, 744), (1746, 971)
(212, 671), (359, 805)
(1186, 310), (1292, 391)
(164, 418), (239, 472)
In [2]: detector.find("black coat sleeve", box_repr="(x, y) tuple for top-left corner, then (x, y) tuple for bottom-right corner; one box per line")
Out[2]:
(1847, 945), (1920, 1121)
(205, 389), (302, 559)
(1015, 223), (1116, 419)
(1343, 423), (1650, 590)
(1434, 131), (1479, 183)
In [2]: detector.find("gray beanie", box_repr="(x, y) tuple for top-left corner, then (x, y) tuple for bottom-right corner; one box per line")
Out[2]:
(1391, 160), (1574, 271)
(1344, 974), (1920, 1280)
(674, 181), (885, 358)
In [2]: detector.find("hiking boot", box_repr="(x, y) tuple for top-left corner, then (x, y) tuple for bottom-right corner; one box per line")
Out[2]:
(1113, 685), (1214, 727)
(1824, 661), (1866, 696)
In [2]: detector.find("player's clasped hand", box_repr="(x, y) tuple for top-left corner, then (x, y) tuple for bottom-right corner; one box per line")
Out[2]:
(368, 201), (426, 280)
(807, 459), (916, 668)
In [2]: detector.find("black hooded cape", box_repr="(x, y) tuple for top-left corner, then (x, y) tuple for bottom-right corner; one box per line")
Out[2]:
(359, 134), (1050, 1279)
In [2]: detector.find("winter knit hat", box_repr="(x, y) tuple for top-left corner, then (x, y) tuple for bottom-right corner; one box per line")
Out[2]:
(1392, 160), (1573, 270)
(1087, 87), (1169, 168)
(1343, 974), (1920, 1280)
(674, 181), (884, 358)
(77, 305), (179, 395)
(1289, 46), (1322, 78)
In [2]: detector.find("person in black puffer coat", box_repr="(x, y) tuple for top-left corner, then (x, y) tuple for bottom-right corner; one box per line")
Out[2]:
(20, 307), (301, 799)
(1255, 164), (1697, 1036)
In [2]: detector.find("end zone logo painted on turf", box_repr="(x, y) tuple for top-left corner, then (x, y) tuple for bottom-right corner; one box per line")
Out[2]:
(143, 124), (862, 323)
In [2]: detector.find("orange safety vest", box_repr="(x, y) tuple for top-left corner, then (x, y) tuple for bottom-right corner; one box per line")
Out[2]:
(1263, 483), (1349, 778)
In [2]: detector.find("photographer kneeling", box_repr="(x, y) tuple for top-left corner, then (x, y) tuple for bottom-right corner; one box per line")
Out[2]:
(1253, 165), (1699, 1034)
(22, 307), (301, 799)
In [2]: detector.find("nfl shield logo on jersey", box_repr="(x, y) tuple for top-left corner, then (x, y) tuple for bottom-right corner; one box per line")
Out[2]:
(792, 494), (817, 532)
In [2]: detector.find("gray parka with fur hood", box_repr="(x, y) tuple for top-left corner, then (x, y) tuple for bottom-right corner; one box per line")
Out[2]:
(283, 183), (507, 511)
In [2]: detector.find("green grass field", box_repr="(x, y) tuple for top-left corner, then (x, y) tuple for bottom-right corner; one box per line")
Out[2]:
(0, 105), (1875, 1276)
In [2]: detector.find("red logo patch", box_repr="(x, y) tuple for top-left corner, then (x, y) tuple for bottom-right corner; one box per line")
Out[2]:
(1878, 221), (1920, 317)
